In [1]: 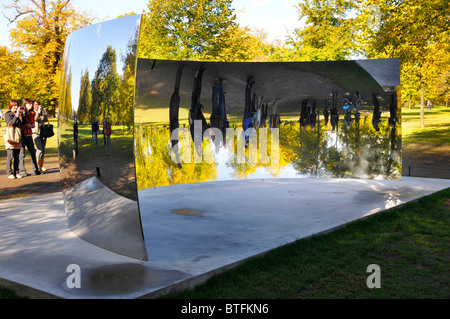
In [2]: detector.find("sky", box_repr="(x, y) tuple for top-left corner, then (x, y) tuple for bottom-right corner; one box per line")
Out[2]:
(0, 0), (300, 49)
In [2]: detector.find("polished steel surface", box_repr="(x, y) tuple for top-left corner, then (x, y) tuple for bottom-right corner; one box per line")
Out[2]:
(59, 15), (147, 261)
(134, 59), (401, 190)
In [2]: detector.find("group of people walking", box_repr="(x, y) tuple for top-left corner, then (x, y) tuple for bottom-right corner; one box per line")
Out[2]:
(3, 99), (49, 180)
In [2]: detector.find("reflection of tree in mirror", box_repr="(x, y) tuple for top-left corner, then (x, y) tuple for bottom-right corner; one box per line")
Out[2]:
(135, 116), (400, 189)
(78, 69), (92, 123)
(288, 113), (401, 179)
(90, 46), (121, 124)
(59, 57), (73, 119)
(120, 32), (139, 129)
(75, 35), (138, 129)
(135, 125), (217, 190)
(291, 120), (331, 176)
(225, 126), (284, 179)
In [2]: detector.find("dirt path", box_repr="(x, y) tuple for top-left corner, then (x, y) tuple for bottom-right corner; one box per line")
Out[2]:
(0, 154), (62, 201)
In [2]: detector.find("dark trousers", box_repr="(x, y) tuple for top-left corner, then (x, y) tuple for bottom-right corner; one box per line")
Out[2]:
(6, 149), (20, 176)
(19, 135), (38, 174)
(212, 80), (226, 117)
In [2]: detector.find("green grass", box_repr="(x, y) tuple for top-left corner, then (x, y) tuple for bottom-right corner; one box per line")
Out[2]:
(402, 106), (450, 146)
(162, 188), (449, 299)
(0, 287), (26, 299)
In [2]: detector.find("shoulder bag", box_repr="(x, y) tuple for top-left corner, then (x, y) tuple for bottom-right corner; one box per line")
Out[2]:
(40, 121), (55, 138)
(2, 125), (22, 144)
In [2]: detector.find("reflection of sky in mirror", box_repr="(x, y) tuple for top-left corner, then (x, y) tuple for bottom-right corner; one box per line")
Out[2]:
(64, 15), (141, 111)
(207, 145), (305, 181)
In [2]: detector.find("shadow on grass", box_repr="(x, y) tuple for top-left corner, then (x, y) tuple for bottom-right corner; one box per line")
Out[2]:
(403, 125), (450, 146)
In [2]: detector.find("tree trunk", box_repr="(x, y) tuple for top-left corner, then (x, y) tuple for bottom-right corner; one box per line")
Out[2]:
(420, 78), (425, 129)
(409, 98), (412, 110)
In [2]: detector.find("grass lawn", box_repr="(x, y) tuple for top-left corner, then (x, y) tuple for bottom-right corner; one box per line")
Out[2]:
(402, 106), (450, 146)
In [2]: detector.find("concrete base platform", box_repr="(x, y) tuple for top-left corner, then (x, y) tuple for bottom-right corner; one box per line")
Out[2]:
(0, 177), (449, 299)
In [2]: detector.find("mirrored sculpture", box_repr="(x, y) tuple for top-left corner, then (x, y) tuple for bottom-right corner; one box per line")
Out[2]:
(59, 14), (401, 261)
(134, 59), (401, 190)
(59, 15), (147, 261)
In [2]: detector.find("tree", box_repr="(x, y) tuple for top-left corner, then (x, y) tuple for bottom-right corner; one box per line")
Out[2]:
(203, 24), (280, 62)
(3, 0), (93, 114)
(0, 46), (29, 107)
(287, 0), (358, 61)
(358, 0), (450, 128)
(435, 71), (450, 107)
(139, 0), (237, 60)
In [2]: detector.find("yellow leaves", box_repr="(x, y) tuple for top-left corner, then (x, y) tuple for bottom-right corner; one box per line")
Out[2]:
(4, 0), (94, 112)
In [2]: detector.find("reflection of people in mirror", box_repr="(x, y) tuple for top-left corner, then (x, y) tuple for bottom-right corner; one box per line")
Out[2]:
(310, 100), (317, 129)
(260, 102), (268, 128)
(344, 107), (354, 128)
(102, 118), (107, 146)
(389, 93), (398, 128)
(299, 99), (316, 130)
(105, 117), (112, 156)
(268, 99), (280, 129)
(170, 63), (184, 168)
(210, 77), (229, 144)
(252, 95), (262, 129)
(73, 118), (79, 156)
(189, 66), (209, 154)
(323, 100), (330, 126)
(331, 92), (339, 132)
(243, 77), (256, 147)
(92, 117), (99, 147)
(372, 93), (382, 132)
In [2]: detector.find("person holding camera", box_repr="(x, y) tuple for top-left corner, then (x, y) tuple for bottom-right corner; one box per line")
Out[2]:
(32, 100), (49, 173)
(4, 100), (25, 179)
(18, 98), (41, 176)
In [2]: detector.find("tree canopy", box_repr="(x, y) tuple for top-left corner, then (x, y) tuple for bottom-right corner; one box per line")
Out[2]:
(2, 0), (93, 114)
(1, 0), (448, 117)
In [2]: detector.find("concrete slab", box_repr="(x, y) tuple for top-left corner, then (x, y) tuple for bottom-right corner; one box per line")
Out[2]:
(0, 177), (449, 299)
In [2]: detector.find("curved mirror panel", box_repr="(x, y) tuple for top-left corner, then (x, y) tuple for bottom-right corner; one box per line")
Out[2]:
(59, 15), (147, 261)
(134, 58), (401, 190)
